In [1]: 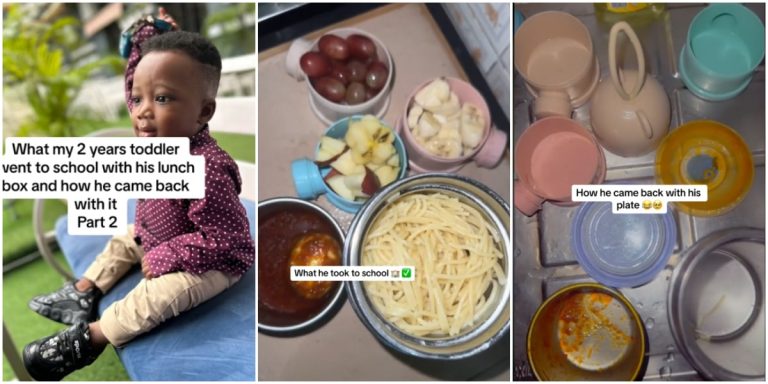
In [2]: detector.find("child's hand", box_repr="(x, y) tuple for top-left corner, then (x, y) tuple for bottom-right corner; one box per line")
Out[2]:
(141, 257), (155, 280)
(157, 7), (179, 30)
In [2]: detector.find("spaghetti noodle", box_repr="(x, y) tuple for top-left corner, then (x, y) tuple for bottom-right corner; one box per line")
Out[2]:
(362, 193), (505, 337)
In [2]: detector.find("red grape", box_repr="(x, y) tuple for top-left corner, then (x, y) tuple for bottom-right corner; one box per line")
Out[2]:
(345, 82), (366, 105)
(347, 34), (377, 61)
(365, 87), (376, 101)
(300, 52), (331, 79)
(365, 61), (388, 91)
(368, 61), (387, 73)
(318, 34), (349, 61)
(313, 77), (346, 103)
(330, 61), (351, 85)
(346, 60), (367, 83)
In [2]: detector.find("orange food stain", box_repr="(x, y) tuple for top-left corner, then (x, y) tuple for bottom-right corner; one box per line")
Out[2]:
(557, 292), (632, 362)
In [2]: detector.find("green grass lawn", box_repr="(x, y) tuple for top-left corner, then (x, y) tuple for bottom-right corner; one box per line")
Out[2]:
(211, 132), (255, 164)
(3, 118), (254, 380)
(3, 252), (130, 381)
(3, 200), (67, 263)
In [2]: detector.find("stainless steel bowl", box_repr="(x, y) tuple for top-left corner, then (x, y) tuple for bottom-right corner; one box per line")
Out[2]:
(344, 173), (510, 359)
(668, 227), (765, 380)
(258, 197), (346, 335)
(527, 283), (646, 380)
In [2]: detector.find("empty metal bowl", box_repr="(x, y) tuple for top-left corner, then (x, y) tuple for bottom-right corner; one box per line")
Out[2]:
(344, 173), (510, 359)
(668, 227), (765, 380)
(527, 283), (646, 380)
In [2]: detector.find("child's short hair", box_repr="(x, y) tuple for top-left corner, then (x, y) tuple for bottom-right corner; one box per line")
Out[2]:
(141, 31), (222, 98)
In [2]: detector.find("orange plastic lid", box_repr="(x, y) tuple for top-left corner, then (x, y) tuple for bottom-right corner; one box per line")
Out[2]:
(655, 120), (753, 216)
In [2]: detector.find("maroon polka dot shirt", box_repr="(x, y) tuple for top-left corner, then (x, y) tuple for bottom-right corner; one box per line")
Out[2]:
(126, 24), (254, 277)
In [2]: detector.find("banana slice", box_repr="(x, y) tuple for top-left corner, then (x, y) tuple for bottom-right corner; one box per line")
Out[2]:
(416, 111), (441, 140)
(414, 78), (450, 109)
(426, 92), (460, 115)
(424, 136), (463, 158)
(460, 103), (485, 149)
(407, 105), (423, 130)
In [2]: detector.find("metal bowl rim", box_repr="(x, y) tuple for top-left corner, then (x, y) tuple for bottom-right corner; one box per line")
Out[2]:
(257, 197), (347, 334)
(667, 227), (765, 380)
(344, 173), (510, 359)
(526, 282), (646, 381)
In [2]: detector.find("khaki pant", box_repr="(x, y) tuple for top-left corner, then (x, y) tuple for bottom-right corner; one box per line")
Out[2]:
(83, 225), (240, 346)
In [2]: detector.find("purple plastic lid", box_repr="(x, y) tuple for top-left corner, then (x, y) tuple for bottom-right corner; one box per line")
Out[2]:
(571, 201), (676, 288)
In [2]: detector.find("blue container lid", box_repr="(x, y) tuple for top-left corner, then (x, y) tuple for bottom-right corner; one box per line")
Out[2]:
(291, 158), (326, 200)
(571, 201), (676, 288)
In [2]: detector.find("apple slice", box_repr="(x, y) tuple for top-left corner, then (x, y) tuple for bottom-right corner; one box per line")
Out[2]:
(374, 165), (398, 187)
(374, 125), (395, 144)
(351, 148), (373, 165)
(367, 162), (384, 171)
(326, 175), (355, 201)
(345, 121), (373, 155)
(361, 167), (381, 196)
(386, 153), (400, 168)
(330, 150), (365, 176)
(315, 136), (348, 166)
(315, 147), (338, 166)
(343, 173), (365, 198)
(320, 136), (347, 155)
(357, 115), (381, 137)
(323, 168), (341, 183)
(371, 142), (395, 165)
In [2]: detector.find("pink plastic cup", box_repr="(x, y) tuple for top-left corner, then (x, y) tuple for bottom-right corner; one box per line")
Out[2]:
(397, 77), (508, 173)
(514, 116), (606, 216)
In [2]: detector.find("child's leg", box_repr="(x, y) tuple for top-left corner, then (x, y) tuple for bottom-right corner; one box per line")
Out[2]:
(81, 224), (144, 293)
(22, 271), (240, 381)
(28, 225), (144, 325)
(98, 270), (240, 346)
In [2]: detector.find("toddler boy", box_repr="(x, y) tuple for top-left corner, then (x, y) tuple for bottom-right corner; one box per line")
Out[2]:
(22, 10), (254, 381)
